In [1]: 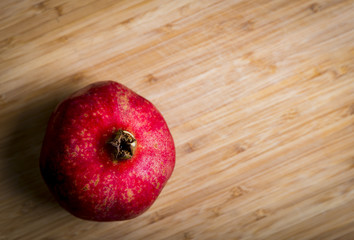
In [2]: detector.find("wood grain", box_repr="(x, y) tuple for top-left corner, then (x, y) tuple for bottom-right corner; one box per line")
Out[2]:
(0, 0), (353, 239)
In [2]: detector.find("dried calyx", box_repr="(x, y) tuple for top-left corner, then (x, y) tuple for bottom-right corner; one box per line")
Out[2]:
(108, 129), (136, 161)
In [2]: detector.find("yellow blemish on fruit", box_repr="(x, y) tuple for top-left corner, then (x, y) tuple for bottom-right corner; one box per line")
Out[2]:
(117, 94), (130, 111)
(94, 149), (97, 152)
(93, 113), (96, 116)
(126, 189), (134, 202)
(156, 182), (160, 189)
(82, 184), (90, 191)
(84, 113), (88, 117)
(75, 145), (80, 152)
(94, 175), (100, 186)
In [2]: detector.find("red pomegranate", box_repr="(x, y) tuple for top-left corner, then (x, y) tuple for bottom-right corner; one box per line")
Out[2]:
(40, 81), (175, 221)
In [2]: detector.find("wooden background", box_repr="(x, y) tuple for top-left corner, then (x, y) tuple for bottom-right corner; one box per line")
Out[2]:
(0, 0), (353, 239)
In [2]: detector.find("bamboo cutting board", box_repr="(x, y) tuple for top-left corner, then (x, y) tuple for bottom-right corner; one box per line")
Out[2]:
(0, 0), (353, 239)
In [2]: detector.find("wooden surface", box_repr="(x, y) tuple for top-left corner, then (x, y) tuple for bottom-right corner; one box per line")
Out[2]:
(0, 0), (353, 239)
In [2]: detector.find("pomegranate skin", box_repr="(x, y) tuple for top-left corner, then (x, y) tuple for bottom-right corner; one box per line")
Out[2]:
(40, 81), (175, 221)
